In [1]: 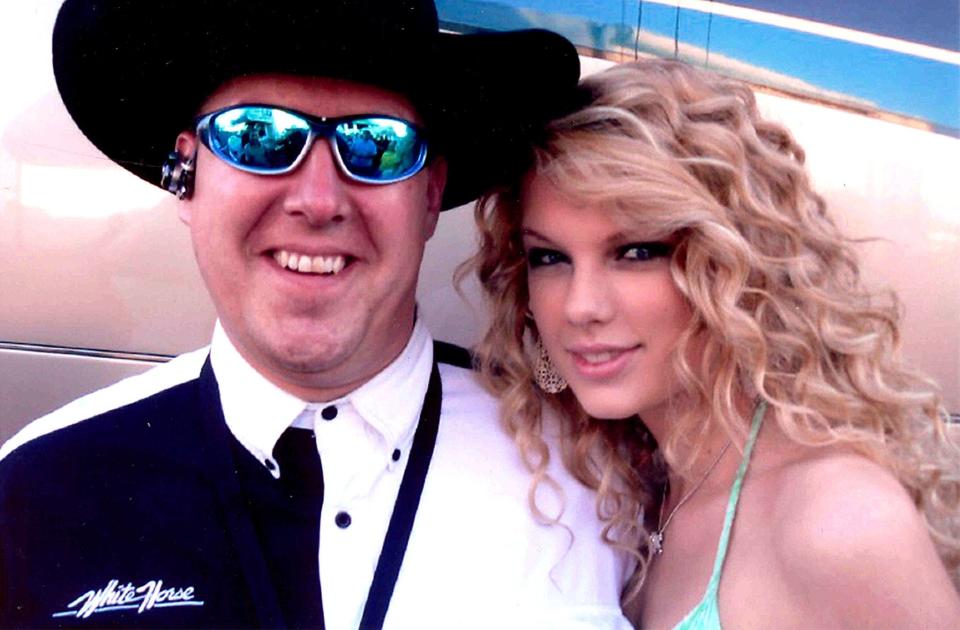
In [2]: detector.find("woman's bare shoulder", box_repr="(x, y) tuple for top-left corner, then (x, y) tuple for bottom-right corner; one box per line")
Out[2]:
(765, 450), (960, 627)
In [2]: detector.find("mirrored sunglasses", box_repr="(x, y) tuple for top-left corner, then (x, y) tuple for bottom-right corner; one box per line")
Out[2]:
(195, 104), (429, 184)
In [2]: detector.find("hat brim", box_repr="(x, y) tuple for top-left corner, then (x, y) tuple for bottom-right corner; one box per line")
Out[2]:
(52, 2), (579, 210)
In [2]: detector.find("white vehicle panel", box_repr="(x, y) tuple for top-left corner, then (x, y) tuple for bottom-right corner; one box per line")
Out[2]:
(1, 5), (957, 442)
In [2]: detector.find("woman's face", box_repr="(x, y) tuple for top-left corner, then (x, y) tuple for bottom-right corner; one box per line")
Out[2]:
(522, 174), (693, 423)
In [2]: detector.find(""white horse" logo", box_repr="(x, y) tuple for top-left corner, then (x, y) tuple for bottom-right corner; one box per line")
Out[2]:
(52, 578), (203, 619)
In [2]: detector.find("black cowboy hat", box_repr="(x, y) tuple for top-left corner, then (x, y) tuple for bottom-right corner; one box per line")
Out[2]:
(52, 0), (580, 210)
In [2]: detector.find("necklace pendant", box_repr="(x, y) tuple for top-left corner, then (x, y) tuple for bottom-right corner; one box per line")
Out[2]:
(649, 531), (664, 555)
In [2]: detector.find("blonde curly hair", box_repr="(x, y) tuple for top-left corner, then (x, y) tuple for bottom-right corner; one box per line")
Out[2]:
(464, 59), (960, 601)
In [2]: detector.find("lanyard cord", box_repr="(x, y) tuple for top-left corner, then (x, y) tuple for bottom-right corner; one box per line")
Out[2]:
(358, 360), (442, 629)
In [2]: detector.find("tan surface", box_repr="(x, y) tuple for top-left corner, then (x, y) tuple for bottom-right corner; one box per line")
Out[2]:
(1, 6), (956, 435)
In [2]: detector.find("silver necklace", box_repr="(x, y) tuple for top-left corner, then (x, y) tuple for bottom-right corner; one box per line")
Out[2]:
(649, 440), (732, 555)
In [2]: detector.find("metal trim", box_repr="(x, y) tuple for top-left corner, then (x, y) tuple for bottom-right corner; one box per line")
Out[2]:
(1, 344), (954, 416)
(0, 341), (173, 364)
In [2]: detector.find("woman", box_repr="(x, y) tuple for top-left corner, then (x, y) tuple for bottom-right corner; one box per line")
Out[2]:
(467, 59), (960, 627)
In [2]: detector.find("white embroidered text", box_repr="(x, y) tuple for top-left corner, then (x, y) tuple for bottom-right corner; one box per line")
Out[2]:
(52, 579), (204, 619)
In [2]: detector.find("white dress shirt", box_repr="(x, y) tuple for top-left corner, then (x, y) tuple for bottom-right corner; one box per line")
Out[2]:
(212, 319), (631, 628)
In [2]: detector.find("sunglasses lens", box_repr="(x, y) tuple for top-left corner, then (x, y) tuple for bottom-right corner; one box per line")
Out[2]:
(335, 118), (425, 182)
(206, 107), (309, 172)
(201, 107), (427, 182)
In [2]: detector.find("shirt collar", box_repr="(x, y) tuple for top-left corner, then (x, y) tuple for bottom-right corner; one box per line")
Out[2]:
(342, 317), (433, 454)
(210, 321), (306, 471)
(211, 318), (434, 473)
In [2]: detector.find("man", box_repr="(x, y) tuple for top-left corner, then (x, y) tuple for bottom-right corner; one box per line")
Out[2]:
(0, 1), (631, 628)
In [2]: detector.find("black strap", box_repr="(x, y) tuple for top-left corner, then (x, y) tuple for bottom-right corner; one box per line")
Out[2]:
(358, 360), (442, 629)
(433, 340), (474, 370)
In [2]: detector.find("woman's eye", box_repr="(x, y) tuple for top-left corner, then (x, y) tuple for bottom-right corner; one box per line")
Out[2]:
(526, 247), (568, 268)
(619, 242), (672, 262)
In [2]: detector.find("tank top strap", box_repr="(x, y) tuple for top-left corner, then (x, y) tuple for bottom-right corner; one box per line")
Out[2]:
(701, 400), (766, 598)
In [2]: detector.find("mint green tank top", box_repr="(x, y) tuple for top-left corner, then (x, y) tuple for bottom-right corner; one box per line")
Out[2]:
(672, 401), (766, 630)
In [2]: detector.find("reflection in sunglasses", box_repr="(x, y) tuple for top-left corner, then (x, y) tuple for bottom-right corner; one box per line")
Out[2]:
(197, 105), (427, 183)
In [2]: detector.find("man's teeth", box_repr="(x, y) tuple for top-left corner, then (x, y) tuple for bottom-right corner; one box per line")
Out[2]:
(273, 250), (346, 275)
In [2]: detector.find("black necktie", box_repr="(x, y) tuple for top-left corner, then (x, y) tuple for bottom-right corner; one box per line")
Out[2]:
(269, 426), (325, 629)
(274, 427), (325, 507)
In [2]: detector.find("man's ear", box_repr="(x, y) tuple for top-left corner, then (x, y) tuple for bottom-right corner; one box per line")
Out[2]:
(173, 132), (198, 225)
(423, 157), (447, 240)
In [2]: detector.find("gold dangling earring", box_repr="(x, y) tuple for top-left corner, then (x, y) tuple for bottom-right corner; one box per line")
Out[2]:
(535, 337), (568, 394)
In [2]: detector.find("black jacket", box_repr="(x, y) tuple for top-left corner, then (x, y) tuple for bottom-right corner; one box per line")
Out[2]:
(0, 342), (472, 629)
(1, 357), (285, 628)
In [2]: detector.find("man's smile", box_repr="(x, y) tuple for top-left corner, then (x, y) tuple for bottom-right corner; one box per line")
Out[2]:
(272, 250), (349, 275)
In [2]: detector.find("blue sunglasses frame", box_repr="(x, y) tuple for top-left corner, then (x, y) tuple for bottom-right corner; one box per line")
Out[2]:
(195, 104), (430, 184)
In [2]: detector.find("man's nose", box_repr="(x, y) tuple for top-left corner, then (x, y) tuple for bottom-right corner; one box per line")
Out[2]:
(564, 265), (615, 326)
(281, 138), (352, 226)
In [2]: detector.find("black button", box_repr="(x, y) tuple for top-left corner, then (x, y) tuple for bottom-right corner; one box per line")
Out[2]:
(321, 405), (338, 420)
(265, 459), (276, 471)
(391, 449), (401, 462)
(335, 511), (352, 529)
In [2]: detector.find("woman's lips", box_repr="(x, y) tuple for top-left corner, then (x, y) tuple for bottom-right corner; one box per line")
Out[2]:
(566, 345), (640, 379)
